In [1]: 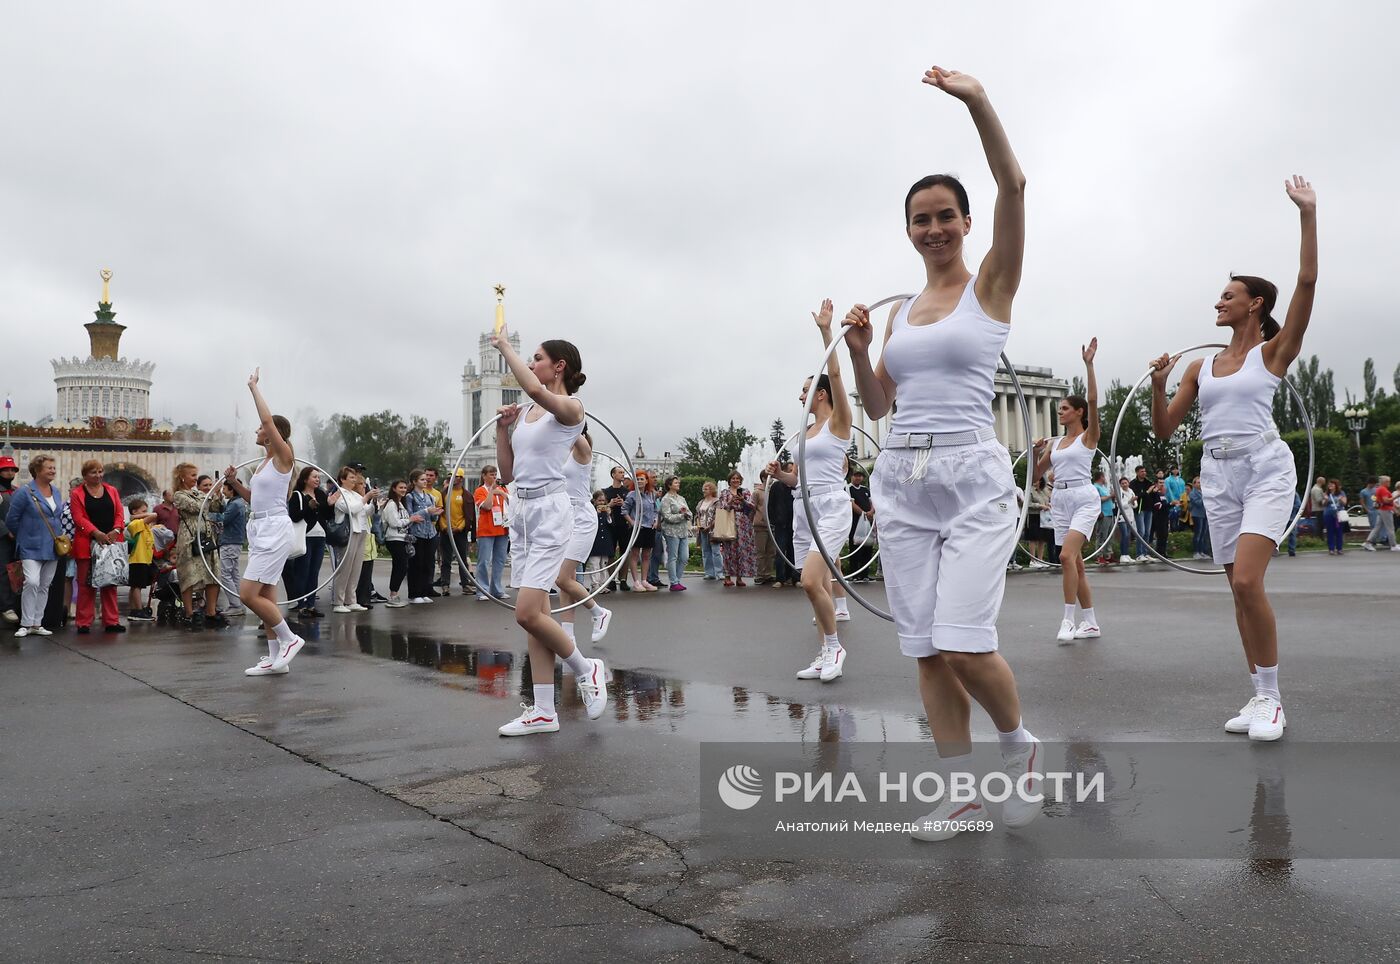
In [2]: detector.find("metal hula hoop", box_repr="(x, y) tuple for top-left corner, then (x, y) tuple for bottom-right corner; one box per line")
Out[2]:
(1009, 445), (1119, 567)
(1107, 343), (1314, 576)
(196, 457), (353, 607)
(765, 424), (883, 580)
(444, 410), (640, 614)
(798, 294), (1035, 622)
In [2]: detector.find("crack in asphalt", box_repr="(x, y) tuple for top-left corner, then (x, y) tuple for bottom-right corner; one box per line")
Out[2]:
(52, 639), (772, 964)
(1139, 873), (1188, 922)
(0, 872), (143, 901)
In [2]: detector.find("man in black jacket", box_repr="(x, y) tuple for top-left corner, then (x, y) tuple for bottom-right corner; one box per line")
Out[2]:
(767, 463), (798, 587)
(846, 468), (875, 583)
(601, 466), (632, 591)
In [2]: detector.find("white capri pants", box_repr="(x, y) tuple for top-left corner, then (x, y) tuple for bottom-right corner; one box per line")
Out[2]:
(1051, 482), (1101, 546)
(21, 559), (58, 627)
(871, 438), (1019, 657)
(792, 488), (852, 567)
(1199, 436), (1296, 566)
(243, 515), (294, 586)
(564, 501), (600, 564)
(510, 491), (573, 591)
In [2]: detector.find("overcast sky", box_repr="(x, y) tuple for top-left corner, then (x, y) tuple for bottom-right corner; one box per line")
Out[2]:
(4, 2), (1397, 464)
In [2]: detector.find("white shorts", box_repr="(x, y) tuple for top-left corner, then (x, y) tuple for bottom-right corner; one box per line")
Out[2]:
(565, 501), (600, 563)
(243, 515), (293, 585)
(509, 491), (572, 591)
(1051, 483), (1101, 546)
(871, 439), (1019, 658)
(1200, 436), (1296, 566)
(792, 489), (851, 568)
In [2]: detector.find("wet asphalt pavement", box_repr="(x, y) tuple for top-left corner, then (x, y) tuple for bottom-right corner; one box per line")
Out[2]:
(3, 551), (1399, 962)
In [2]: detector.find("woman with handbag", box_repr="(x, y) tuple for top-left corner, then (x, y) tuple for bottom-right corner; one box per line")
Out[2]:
(1321, 479), (1348, 555)
(405, 468), (441, 604)
(380, 480), (413, 607)
(842, 67), (1041, 839)
(285, 467), (330, 618)
(4, 454), (67, 638)
(622, 471), (661, 591)
(717, 470), (756, 587)
(328, 467), (376, 613)
(694, 481), (722, 580)
(766, 298), (857, 682)
(69, 459), (127, 635)
(172, 462), (224, 630)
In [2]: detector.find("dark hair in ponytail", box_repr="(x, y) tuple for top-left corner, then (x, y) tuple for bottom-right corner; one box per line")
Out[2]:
(540, 339), (586, 394)
(1064, 395), (1089, 430)
(1230, 274), (1281, 341)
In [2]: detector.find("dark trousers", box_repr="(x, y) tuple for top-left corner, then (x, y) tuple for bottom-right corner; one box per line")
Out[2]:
(408, 535), (438, 598)
(42, 559), (67, 631)
(846, 541), (876, 578)
(436, 532), (452, 584)
(356, 558), (375, 605)
(387, 540), (410, 594)
(447, 531), (472, 587)
(772, 524), (799, 584)
(1153, 509), (1169, 555)
(284, 536), (327, 608)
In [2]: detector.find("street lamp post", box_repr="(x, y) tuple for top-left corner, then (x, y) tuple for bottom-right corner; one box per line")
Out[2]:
(1344, 406), (1369, 448)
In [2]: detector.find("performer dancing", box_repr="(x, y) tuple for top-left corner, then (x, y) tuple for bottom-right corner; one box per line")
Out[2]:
(768, 299), (855, 682)
(225, 370), (304, 676)
(557, 428), (614, 645)
(490, 325), (609, 736)
(1031, 338), (1101, 643)
(843, 66), (1040, 839)
(1148, 176), (1317, 742)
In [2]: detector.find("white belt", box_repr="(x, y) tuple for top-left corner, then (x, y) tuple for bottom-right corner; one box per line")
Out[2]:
(794, 482), (847, 501)
(516, 480), (567, 500)
(1206, 429), (1279, 460)
(249, 508), (289, 520)
(1053, 479), (1095, 490)
(884, 426), (997, 449)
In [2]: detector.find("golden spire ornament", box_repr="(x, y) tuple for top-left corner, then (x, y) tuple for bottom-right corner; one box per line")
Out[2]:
(493, 284), (506, 334)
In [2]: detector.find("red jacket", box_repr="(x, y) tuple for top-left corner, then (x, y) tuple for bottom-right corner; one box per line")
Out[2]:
(69, 482), (126, 561)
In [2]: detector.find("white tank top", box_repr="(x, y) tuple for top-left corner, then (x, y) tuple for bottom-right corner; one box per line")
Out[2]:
(798, 420), (851, 490)
(249, 458), (293, 514)
(563, 453), (592, 505)
(1197, 344), (1280, 441)
(510, 402), (584, 490)
(884, 278), (1009, 435)
(1048, 434), (1094, 485)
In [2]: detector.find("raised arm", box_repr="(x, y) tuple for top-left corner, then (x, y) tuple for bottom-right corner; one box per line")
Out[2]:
(490, 323), (585, 426)
(1082, 337), (1101, 448)
(1148, 355), (1202, 440)
(812, 299), (854, 435)
(924, 67), (1026, 317)
(1030, 438), (1053, 485)
(1263, 176), (1318, 375)
(841, 303), (899, 420)
(222, 466), (250, 503)
(247, 369), (295, 472)
(494, 405), (520, 484)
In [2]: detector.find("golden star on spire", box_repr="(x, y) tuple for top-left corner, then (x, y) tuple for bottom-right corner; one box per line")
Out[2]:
(493, 284), (506, 300)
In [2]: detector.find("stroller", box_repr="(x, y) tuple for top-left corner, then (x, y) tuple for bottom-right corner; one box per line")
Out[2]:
(151, 527), (182, 626)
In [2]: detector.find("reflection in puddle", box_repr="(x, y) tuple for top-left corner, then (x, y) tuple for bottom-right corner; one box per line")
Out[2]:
(334, 623), (931, 743)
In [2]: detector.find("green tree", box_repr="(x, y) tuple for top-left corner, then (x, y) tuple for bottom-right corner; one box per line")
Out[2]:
(1393, 362), (1400, 396)
(1274, 355), (1335, 432)
(1377, 425), (1400, 477)
(1100, 378), (1153, 463)
(1070, 375), (1086, 398)
(335, 410), (454, 483)
(1364, 358), (1378, 406)
(1283, 428), (1349, 486)
(675, 421), (759, 481)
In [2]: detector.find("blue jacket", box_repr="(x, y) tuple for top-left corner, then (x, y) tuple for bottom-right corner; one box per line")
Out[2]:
(4, 480), (66, 561)
(216, 497), (248, 547)
(406, 489), (437, 540)
(1164, 474), (1186, 503)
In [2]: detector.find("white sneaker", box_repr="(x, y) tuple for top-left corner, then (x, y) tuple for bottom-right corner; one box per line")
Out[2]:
(1225, 696), (1261, 733)
(32, 626), (52, 636)
(385, 596), (408, 608)
(14, 626), (29, 638)
(1056, 618), (1076, 643)
(270, 635), (304, 672)
(332, 605), (352, 614)
(1000, 736), (1044, 829)
(1361, 543), (1377, 552)
(348, 604), (369, 612)
(591, 607), (612, 643)
(811, 612), (852, 624)
(1391, 545), (1400, 552)
(410, 597), (429, 605)
(1, 609), (18, 624)
(910, 792), (987, 842)
(1248, 696), (1286, 742)
(795, 649), (826, 680)
(1073, 621), (1101, 639)
(498, 703), (560, 737)
(245, 658), (288, 676)
(1007, 562), (1023, 571)
(577, 658), (609, 720)
(820, 644), (846, 682)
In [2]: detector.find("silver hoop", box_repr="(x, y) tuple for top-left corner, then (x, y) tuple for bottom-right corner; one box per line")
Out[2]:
(1009, 445), (1118, 567)
(764, 424), (882, 580)
(798, 294), (1034, 622)
(1107, 344), (1314, 575)
(443, 409), (640, 613)
(196, 458), (353, 607)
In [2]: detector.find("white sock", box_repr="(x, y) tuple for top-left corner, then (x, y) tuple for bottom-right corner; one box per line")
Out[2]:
(1081, 607), (1097, 625)
(834, 596), (849, 615)
(561, 621), (576, 640)
(533, 684), (556, 716)
(1063, 604), (1076, 622)
(270, 620), (296, 644)
(1256, 664), (1280, 702)
(997, 719), (1033, 757)
(267, 636), (279, 660)
(823, 632), (840, 650)
(594, 605), (610, 623)
(563, 646), (591, 677)
(1250, 671), (1262, 697)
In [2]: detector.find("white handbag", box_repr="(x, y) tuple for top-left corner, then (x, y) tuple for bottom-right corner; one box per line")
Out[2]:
(88, 542), (130, 589)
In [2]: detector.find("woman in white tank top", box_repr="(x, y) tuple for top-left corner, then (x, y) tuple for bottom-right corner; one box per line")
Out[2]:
(1147, 176), (1318, 744)
(841, 67), (1041, 840)
(489, 324), (609, 738)
(555, 429), (614, 650)
(766, 300), (856, 684)
(1031, 338), (1102, 643)
(222, 369), (305, 678)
